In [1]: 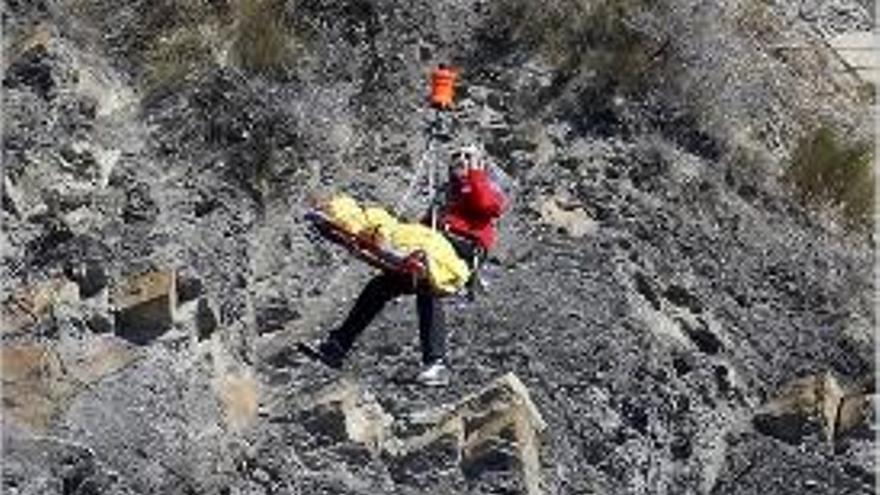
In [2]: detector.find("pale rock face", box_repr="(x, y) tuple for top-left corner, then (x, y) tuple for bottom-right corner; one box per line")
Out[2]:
(1, 336), (138, 431)
(533, 195), (597, 239)
(755, 372), (876, 447)
(215, 372), (260, 431)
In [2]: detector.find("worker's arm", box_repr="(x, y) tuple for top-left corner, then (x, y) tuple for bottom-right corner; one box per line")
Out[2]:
(458, 169), (505, 218)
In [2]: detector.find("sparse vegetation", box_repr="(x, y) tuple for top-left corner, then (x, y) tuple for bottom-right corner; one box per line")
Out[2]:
(857, 82), (875, 106)
(733, 0), (780, 44)
(146, 27), (216, 92)
(142, 0), (299, 92)
(489, 0), (658, 91)
(785, 126), (874, 230)
(230, 0), (295, 75)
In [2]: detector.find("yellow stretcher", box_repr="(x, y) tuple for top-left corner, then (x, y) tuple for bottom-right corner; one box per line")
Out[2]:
(305, 209), (428, 278)
(305, 195), (471, 294)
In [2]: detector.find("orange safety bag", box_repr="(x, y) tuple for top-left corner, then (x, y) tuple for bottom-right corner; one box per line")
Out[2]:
(430, 66), (457, 109)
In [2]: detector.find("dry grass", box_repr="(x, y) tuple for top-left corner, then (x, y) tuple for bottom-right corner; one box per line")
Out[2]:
(784, 126), (874, 230)
(146, 28), (216, 93)
(230, 0), (294, 74)
(142, 0), (298, 92)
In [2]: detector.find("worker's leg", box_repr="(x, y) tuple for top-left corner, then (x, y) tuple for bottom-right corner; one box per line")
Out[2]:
(416, 291), (447, 364)
(326, 272), (408, 357)
(427, 107), (452, 141)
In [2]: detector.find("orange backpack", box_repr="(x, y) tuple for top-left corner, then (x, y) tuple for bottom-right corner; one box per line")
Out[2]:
(430, 65), (457, 109)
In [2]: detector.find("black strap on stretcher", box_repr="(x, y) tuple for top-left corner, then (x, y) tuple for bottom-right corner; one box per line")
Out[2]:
(305, 210), (428, 278)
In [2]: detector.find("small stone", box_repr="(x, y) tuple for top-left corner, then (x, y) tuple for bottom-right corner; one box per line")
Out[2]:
(195, 298), (218, 341)
(65, 260), (107, 299)
(255, 300), (300, 335)
(837, 394), (875, 438)
(86, 313), (113, 334)
(176, 273), (203, 304)
(533, 195), (597, 238)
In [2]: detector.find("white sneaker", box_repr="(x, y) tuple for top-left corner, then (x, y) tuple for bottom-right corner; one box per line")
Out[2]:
(416, 361), (450, 387)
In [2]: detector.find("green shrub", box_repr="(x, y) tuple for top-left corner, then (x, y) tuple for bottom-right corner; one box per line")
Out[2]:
(230, 0), (297, 75)
(785, 127), (874, 230)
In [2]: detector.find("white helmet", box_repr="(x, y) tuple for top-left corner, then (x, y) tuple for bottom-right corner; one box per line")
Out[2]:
(450, 144), (482, 170)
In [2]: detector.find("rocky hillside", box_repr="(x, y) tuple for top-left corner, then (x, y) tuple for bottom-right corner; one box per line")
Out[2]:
(2, 1), (875, 494)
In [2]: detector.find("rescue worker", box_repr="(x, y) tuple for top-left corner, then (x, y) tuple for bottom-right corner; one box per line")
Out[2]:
(429, 63), (457, 110)
(300, 144), (506, 386)
(427, 63), (458, 139)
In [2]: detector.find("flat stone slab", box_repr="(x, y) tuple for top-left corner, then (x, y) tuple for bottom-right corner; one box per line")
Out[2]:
(829, 31), (879, 84)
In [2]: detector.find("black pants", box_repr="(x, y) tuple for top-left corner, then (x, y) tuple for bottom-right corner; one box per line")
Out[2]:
(327, 272), (443, 364)
(327, 233), (481, 365)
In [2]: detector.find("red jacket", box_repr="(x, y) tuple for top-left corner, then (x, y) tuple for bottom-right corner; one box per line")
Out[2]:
(440, 169), (506, 250)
